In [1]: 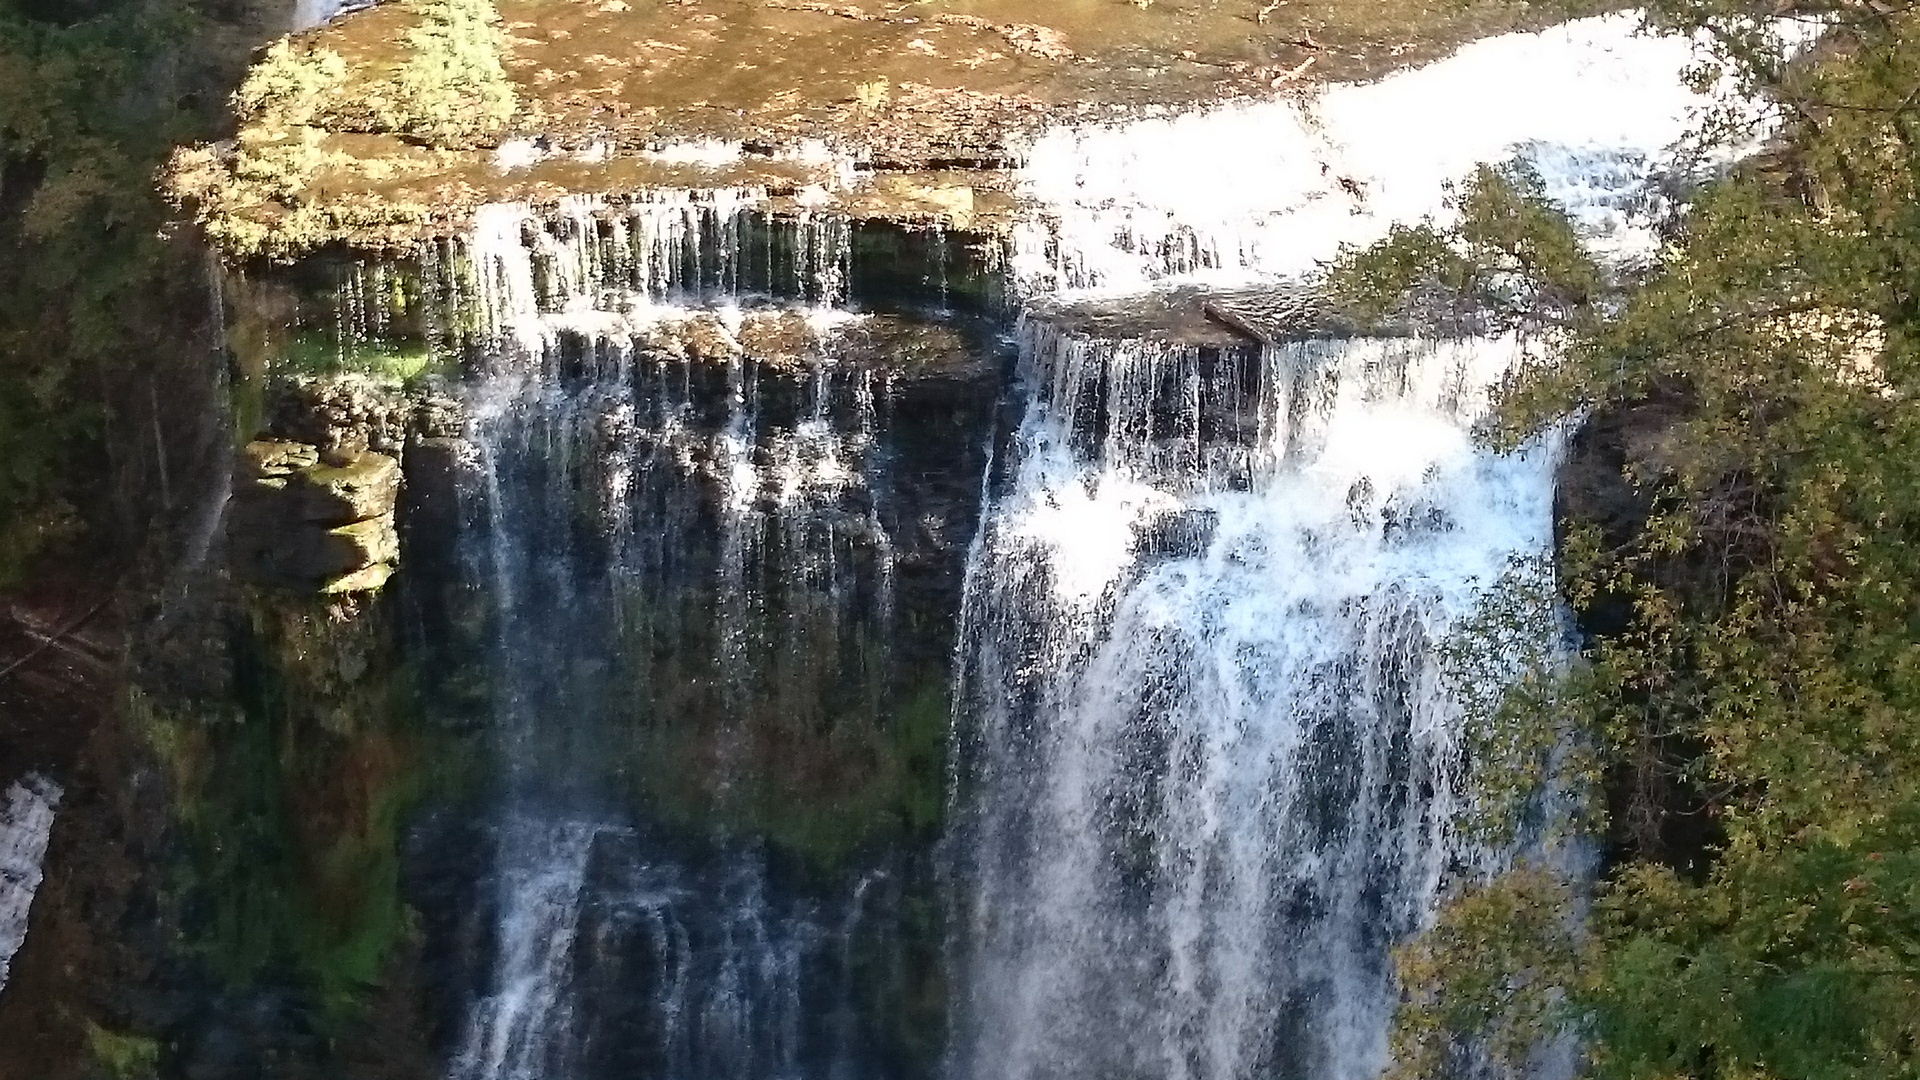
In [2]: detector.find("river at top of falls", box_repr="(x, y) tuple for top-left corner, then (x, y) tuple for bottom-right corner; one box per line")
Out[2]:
(1011, 10), (1787, 296)
(429, 12), (1776, 1080)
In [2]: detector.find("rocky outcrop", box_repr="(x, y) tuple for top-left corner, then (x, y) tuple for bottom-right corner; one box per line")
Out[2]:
(230, 441), (404, 593)
(229, 369), (471, 593)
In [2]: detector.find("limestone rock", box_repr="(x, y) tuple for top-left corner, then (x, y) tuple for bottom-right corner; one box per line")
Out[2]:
(295, 451), (401, 526)
(321, 561), (396, 596)
(267, 374), (411, 455)
(240, 439), (321, 482)
(308, 513), (400, 578)
(228, 442), (403, 593)
(412, 393), (468, 440)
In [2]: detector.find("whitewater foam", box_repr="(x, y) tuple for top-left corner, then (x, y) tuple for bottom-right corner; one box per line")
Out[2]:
(1011, 12), (1793, 295)
(0, 774), (60, 998)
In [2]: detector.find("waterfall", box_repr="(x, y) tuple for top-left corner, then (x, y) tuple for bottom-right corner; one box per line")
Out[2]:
(291, 0), (352, 29)
(947, 326), (1559, 1080)
(446, 194), (917, 1080)
(935, 18), (1765, 1079)
(453, 820), (602, 1080)
(417, 14), (1771, 1080)
(0, 773), (60, 997)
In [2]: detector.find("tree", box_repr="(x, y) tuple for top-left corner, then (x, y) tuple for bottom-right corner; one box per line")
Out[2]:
(1332, 4), (1920, 1077)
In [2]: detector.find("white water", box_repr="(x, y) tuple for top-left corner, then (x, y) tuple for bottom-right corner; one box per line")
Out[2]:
(291, 0), (350, 30)
(452, 820), (603, 1080)
(949, 326), (1560, 1080)
(0, 773), (60, 997)
(1012, 12), (1760, 295)
(434, 13), (1773, 1079)
(449, 195), (895, 1080)
(465, 194), (851, 356)
(942, 14), (1756, 1080)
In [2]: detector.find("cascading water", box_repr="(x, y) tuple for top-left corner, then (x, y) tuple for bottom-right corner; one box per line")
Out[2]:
(0, 773), (60, 997)
(291, 0), (356, 30)
(948, 327), (1557, 1080)
(945, 14), (1754, 1080)
(443, 192), (958, 1080)
(1011, 13), (1752, 294)
(418, 14), (1763, 1080)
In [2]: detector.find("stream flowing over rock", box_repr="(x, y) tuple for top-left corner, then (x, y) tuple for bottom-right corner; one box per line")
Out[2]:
(0, 9), (1782, 1080)
(0, 775), (60, 998)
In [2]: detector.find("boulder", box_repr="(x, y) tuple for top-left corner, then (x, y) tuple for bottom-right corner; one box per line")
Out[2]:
(294, 451), (401, 526)
(304, 514), (400, 579)
(228, 444), (403, 593)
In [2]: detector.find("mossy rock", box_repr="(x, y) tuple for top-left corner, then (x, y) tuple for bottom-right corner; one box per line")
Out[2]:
(323, 561), (397, 595)
(296, 451), (402, 526)
(242, 439), (322, 481)
(314, 513), (401, 576)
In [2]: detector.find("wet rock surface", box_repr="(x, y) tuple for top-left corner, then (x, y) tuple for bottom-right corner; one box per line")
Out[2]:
(232, 444), (405, 592)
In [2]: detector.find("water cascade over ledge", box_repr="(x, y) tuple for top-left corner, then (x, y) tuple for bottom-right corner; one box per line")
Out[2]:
(441, 192), (991, 1080)
(409, 14), (1753, 1080)
(943, 13), (1749, 1079)
(947, 325), (1559, 1080)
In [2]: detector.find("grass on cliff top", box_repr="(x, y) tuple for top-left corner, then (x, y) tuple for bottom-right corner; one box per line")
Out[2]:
(280, 332), (445, 385)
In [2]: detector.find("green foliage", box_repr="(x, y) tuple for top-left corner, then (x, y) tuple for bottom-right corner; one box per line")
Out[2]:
(1328, 160), (1606, 331)
(83, 1021), (159, 1080)
(1358, 6), (1920, 1079)
(167, 0), (517, 256)
(138, 598), (429, 1023)
(280, 332), (440, 384)
(1439, 554), (1598, 846)
(0, 1), (226, 588)
(382, 0), (515, 142)
(234, 39), (348, 127)
(1390, 868), (1583, 1080)
(222, 40), (348, 209)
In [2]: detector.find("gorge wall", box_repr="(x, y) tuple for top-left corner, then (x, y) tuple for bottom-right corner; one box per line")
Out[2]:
(0, 4), (1756, 1079)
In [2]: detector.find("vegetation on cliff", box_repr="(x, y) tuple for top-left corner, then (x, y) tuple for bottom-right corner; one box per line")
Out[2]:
(384, 0), (514, 141)
(1333, 2), (1920, 1076)
(0, 0), (243, 591)
(168, 0), (515, 257)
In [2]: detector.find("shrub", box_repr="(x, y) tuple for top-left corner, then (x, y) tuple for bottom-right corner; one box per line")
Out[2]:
(385, 0), (515, 142)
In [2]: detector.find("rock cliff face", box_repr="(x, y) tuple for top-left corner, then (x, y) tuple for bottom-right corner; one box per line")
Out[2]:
(231, 441), (401, 592)
(3, 2), (1657, 1077)
(228, 371), (470, 593)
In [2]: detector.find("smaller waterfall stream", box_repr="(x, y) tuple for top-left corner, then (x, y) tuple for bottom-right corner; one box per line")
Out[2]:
(0, 773), (61, 997)
(444, 193), (951, 1080)
(453, 821), (602, 1080)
